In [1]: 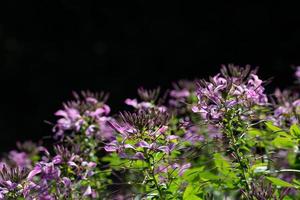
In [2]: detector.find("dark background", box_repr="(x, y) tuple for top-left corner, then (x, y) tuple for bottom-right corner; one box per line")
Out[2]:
(0, 1), (300, 152)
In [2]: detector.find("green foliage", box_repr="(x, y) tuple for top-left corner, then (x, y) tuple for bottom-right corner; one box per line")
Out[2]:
(266, 177), (296, 188)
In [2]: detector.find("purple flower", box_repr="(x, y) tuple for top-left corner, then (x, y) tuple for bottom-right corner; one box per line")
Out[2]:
(155, 143), (175, 154)
(8, 151), (31, 168)
(183, 125), (204, 144)
(104, 140), (121, 152)
(27, 165), (42, 180)
(149, 125), (168, 137)
(178, 163), (191, 176)
(85, 104), (111, 117)
(0, 163), (5, 171)
(125, 98), (153, 110)
(212, 73), (228, 91)
(170, 89), (190, 98)
(193, 65), (268, 123)
(125, 98), (139, 108)
(167, 135), (179, 141)
(83, 185), (92, 196)
(136, 141), (151, 148)
(62, 177), (71, 187)
(87, 162), (97, 168)
(85, 125), (96, 137)
(85, 97), (98, 104)
(0, 166), (28, 199)
(52, 155), (62, 164)
(295, 66), (300, 79)
(125, 87), (168, 113)
(53, 106), (82, 136)
(132, 152), (145, 160)
(95, 117), (115, 140)
(108, 120), (136, 137)
(171, 163), (191, 176)
(53, 91), (114, 142)
(155, 165), (169, 174)
(268, 89), (300, 127)
(28, 161), (61, 182)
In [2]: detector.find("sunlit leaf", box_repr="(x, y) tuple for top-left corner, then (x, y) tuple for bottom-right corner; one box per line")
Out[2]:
(266, 177), (295, 188)
(271, 137), (295, 149)
(183, 184), (202, 200)
(265, 122), (282, 132)
(290, 124), (300, 137)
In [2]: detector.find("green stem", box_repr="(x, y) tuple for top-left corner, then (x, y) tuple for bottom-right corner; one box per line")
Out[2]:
(227, 128), (253, 200)
(144, 151), (164, 199)
(151, 166), (164, 199)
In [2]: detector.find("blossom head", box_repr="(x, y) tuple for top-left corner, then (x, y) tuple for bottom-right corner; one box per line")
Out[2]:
(0, 166), (28, 199)
(168, 80), (198, 115)
(53, 91), (114, 140)
(125, 87), (167, 112)
(193, 65), (268, 123)
(268, 89), (300, 127)
(105, 109), (179, 160)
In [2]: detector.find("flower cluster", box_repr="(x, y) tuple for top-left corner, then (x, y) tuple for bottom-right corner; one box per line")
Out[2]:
(168, 80), (195, 113)
(192, 65), (268, 123)
(53, 91), (114, 141)
(105, 109), (175, 159)
(125, 87), (167, 112)
(26, 145), (98, 199)
(268, 89), (300, 127)
(0, 166), (28, 199)
(1, 141), (45, 170)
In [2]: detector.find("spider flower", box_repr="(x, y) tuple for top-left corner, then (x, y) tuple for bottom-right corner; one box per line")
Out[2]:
(268, 89), (300, 127)
(192, 65), (268, 123)
(25, 145), (98, 199)
(105, 109), (177, 160)
(168, 80), (198, 116)
(0, 166), (28, 199)
(125, 87), (167, 112)
(7, 151), (31, 169)
(53, 91), (114, 140)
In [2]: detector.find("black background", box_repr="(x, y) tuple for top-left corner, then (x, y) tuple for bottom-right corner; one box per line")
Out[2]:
(1, 1), (300, 152)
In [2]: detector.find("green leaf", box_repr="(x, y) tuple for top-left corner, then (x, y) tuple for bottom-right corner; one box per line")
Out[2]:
(271, 137), (295, 149)
(183, 167), (204, 182)
(183, 184), (202, 200)
(292, 179), (300, 186)
(248, 128), (263, 137)
(265, 122), (282, 132)
(214, 153), (231, 175)
(290, 124), (300, 137)
(266, 177), (295, 188)
(198, 171), (219, 181)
